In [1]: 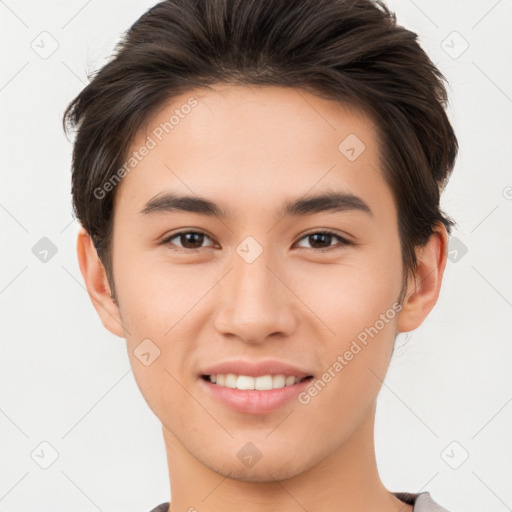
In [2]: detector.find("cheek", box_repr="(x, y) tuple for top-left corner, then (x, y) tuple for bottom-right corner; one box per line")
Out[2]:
(293, 248), (403, 336)
(114, 247), (208, 336)
(115, 232), (403, 349)
(113, 250), (215, 403)
(291, 243), (403, 406)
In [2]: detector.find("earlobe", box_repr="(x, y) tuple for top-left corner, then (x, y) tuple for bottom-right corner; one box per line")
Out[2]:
(396, 222), (448, 333)
(76, 227), (125, 338)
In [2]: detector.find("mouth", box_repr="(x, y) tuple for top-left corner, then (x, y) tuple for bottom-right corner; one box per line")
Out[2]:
(200, 373), (315, 414)
(198, 359), (315, 414)
(201, 373), (314, 390)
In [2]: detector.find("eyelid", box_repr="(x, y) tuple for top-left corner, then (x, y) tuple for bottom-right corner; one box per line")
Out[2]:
(161, 229), (216, 250)
(294, 228), (352, 249)
(161, 228), (352, 252)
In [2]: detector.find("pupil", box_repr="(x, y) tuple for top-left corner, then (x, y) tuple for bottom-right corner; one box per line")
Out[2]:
(310, 233), (331, 248)
(182, 233), (203, 248)
(179, 233), (333, 249)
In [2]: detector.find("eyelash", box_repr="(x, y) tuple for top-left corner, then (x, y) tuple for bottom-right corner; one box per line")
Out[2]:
(160, 229), (352, 252)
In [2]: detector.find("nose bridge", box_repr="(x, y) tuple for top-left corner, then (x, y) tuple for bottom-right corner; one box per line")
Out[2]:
(214, 238), (295, 343)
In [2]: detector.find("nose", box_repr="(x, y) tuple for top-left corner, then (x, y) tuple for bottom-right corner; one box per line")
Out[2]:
(213, 246), (297, 345)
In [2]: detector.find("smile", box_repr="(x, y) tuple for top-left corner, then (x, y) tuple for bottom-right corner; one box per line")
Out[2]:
(202, 373), (312, 390)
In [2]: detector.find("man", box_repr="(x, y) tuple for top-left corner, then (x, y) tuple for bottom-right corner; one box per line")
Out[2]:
(64, 0), (457, 510)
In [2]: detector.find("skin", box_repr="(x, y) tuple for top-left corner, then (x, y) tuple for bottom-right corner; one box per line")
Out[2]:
(77, 84), (447, 512)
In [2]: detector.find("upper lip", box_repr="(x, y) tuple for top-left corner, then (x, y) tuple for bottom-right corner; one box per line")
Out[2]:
(200, 359), (313, 378)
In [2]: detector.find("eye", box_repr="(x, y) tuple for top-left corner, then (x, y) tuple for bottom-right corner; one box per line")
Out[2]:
(294, 230), (351, 251)
(161, 230), (216, 251)
(161, 229), (351, 252)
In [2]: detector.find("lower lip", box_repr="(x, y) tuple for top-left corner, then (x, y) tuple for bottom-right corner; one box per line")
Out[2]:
(200, 377), (313, 415)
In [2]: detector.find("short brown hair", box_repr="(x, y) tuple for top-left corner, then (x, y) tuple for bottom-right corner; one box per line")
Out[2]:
(63, 0), (458, 301)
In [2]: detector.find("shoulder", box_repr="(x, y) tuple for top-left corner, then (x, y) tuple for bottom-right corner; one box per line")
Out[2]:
(149, 495), (450, 512)
(393, 491), (451, 512)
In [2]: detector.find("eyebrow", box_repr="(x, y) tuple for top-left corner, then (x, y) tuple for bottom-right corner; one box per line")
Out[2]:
(139, 191), (373, 219)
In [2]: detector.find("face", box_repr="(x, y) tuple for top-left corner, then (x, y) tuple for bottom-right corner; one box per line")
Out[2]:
(108, 84), (407, 480)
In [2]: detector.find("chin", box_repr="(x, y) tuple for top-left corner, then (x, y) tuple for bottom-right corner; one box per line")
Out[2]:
(202, 453), (310, 483)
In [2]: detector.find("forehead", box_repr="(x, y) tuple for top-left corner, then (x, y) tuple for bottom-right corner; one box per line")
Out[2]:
(114, 84), (394, 223)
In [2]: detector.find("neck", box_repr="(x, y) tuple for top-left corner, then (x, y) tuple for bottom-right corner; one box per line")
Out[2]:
(162, 401), (411, 512)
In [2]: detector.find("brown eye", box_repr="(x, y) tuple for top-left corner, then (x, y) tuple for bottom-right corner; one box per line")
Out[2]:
(295, 231), (350, 251)
(162, 231), (215, 250)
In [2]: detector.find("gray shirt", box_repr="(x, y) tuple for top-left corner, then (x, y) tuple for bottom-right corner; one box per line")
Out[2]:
(393, 491), (450, 511)
(148, 491), (450, 511)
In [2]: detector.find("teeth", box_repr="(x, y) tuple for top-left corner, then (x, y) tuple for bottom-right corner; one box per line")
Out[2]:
(225, 373), (237, 388)
(270, 374), (285, 389)
(285, 375), (295, 386)
(208, 374), (303, 390)
(237, 375), (254, 390)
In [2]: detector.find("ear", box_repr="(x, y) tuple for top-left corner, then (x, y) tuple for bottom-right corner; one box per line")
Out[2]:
(396, 222), (449, 333)
(76, 227), (125, 338)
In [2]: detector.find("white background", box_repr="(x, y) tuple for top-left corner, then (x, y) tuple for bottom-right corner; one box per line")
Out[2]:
(1, 1), (511, 511)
